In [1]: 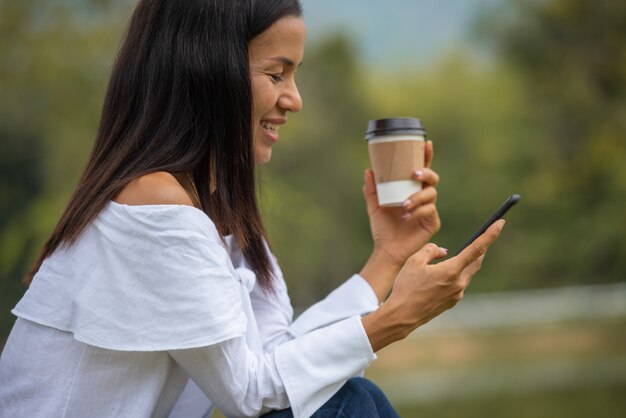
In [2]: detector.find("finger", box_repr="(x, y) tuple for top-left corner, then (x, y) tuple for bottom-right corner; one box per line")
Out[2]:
(362, 169), (379, 213)
(402, 187), (437, 211)
(454, 220), (505, 271)
(425, 140), (434, 168)
(412, 168), (440, 187)
(401, 203), (437, 222)
(409, 243), (448, 266)
(461, 254), (485, 286)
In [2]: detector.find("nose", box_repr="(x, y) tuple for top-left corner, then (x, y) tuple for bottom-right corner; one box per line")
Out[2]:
(278, 80), (302, 113)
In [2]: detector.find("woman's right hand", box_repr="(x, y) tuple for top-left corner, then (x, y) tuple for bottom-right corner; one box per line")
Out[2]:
(362, 219), (505, 352)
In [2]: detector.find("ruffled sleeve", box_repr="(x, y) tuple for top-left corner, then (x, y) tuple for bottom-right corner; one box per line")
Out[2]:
(287, 274), (379, 338)
(12, 202), (247, 351)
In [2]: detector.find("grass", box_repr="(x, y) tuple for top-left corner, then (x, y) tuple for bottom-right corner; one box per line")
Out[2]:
(394, 383), (626, 418)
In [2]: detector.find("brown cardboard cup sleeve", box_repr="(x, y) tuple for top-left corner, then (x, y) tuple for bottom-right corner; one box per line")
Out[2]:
(368, 138), (424, 206)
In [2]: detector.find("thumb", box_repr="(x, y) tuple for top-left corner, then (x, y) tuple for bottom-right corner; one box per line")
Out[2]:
(362, 168), (379, 213)
(410, 243), (448, 266)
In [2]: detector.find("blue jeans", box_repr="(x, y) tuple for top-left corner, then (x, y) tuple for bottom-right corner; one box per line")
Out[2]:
(260, 377), (399, 418)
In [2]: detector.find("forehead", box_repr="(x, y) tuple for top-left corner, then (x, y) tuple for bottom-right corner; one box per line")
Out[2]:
(249, 16), (306, 63)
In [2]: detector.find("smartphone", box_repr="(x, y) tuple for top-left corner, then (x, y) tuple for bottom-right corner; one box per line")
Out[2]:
(454, 194), (520, 255)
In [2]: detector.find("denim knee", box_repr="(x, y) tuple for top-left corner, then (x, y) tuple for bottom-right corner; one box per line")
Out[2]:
(314, 377), (380, 418)
(346, 377), (399, 418)
(350, 377), (388, 402)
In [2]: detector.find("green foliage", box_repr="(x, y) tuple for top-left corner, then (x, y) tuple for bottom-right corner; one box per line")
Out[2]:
(481, 0), (626, 286)
(0, 0), (133, 337)
(396, 383), (626, 418)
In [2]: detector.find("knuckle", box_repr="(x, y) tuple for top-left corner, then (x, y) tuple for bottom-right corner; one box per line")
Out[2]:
(433, 221), (442, 234)
(407, 252), (423, 265)
(425, 170), (440, 184)
(406, 254), (419, 266)
(418, 204), (437, 218)
(475, 256), (485, 268)
(441, 264), (454, 276)
(445, 267), (461, 283)
(452, 278), (465, 293)
(474, 244), (487, 257)
(446, 263), (462, 277)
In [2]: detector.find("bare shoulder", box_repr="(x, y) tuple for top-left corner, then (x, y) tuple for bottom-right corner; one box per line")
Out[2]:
(114, 171), (195, 207)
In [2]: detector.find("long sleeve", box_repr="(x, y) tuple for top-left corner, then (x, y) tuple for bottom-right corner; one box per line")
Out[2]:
(287, 274), (380, 338)
(250, 251), (379, 351)
(169, 337), (288, 417)
(273, 315), (376, 418)
(170, 315), (375, 418)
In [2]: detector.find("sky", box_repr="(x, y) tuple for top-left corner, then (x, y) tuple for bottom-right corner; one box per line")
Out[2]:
(301, 0), (508, 68)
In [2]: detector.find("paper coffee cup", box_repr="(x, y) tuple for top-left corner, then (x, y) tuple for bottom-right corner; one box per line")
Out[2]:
(365, 117), (426, 207)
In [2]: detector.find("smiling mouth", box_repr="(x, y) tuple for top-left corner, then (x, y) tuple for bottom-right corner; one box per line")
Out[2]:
(261, 121), (281, 133)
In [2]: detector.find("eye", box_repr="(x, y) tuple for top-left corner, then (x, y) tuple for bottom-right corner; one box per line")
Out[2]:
(270, 73), (284, 83)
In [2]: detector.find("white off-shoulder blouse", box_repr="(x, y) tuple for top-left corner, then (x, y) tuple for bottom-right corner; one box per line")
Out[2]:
(0, 202), (379, 418)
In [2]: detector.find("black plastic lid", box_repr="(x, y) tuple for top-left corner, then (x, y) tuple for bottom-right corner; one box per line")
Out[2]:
(365, 117), (426, 140)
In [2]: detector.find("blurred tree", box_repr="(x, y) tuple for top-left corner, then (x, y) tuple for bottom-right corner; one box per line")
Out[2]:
(0, 0), (132, 338)
(0, 121), (46, 340)
(483, 0), (626, 285)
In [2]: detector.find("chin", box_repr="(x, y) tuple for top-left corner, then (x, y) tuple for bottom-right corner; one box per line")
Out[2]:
(254, 149), (272, 165)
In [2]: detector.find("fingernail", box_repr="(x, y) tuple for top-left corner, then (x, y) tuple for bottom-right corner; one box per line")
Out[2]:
(413, 170), (424, 178)
(402, 213), (411, 221)
(497, 219), (506, 230)
(402, 199), (411, 208)
(439, 247), (448, 254)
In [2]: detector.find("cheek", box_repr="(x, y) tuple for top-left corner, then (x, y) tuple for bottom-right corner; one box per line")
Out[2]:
(251, 80), (275, 116)
(251, 79), (263, 114)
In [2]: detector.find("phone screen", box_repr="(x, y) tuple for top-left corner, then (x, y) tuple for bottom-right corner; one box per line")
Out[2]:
(454, 194), (520, 255)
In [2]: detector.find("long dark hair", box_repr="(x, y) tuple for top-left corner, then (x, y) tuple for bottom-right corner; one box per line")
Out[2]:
(25, 0), (303, 290)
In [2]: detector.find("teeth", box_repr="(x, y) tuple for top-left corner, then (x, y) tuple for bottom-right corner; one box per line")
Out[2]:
(261, 121), (280, 132)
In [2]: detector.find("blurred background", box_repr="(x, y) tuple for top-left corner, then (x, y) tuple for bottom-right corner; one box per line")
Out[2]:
(1, 0), (624, 416)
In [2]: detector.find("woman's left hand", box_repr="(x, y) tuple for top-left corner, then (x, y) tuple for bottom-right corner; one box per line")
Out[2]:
(363, 140), (441, 270)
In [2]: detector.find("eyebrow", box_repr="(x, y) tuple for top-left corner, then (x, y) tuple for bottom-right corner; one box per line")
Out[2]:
(266, 56), (303, 68)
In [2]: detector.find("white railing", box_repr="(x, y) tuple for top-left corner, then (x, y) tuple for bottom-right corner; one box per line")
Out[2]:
(292, 282), (626, 333)
(414, 282), (626, 335)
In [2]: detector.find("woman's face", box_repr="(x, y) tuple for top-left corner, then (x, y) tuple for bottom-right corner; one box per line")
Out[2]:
(249, 16), (306, 165)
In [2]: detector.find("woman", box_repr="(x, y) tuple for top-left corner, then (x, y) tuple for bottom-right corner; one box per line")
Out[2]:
(0, 1), (504, 417)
